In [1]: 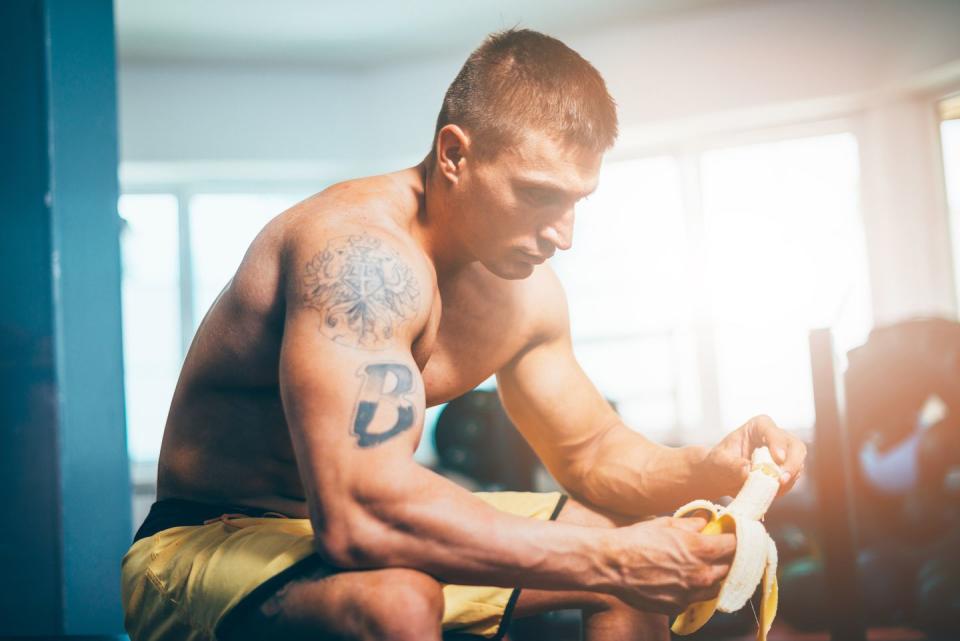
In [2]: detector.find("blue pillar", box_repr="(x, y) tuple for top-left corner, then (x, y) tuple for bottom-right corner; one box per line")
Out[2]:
(0, 0), (130, 635)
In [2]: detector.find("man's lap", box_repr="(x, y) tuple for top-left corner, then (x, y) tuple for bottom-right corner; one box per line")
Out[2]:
(121, 491), (567, 641)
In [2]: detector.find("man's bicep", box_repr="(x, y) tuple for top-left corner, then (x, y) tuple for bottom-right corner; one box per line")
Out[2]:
(278, 229), (430, 526)
(279, 318), (425, 457)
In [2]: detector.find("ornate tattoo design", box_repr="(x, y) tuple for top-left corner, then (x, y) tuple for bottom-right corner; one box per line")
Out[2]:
(352, 363), (416, 448)
(302, 234), (420, 349)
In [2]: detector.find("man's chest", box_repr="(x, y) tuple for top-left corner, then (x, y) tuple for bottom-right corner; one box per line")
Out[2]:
(413, 277), (531, 407)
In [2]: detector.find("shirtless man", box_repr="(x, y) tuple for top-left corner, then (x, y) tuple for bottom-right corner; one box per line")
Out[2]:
(121, 29), (806, 641)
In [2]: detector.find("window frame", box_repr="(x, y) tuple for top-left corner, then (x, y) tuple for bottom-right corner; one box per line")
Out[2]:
(121, 178), (321, 358)
(609, 116), (866, 441)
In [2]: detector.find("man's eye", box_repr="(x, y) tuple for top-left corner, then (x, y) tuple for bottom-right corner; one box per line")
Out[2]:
(525, 190), (558, 206)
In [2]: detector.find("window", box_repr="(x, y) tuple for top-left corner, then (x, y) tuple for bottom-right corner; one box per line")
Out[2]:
(119, 191), (305, 463)
(189, 194), (301, 328)
(118, 194), (181, 462)
(701, 133), (870, 432)
(552, 157), (700, 444)
(941, 95), (960, 309)
(552, 131), (871, 443)
(120, 131), (871, 463)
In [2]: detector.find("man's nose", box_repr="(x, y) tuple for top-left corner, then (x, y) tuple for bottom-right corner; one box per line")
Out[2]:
(540, 207), (575, 252)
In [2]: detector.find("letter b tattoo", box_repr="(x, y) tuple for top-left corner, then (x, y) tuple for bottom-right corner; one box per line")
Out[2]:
(352, 363), (415, 447)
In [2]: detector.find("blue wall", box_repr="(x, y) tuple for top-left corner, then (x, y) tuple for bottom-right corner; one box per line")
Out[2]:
(0, 0), (130, 635)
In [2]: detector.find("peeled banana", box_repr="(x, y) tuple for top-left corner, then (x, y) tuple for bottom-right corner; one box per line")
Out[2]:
(671, 446), (782, 641)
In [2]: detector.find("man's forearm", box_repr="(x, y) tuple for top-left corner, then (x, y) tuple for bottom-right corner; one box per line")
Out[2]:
(567, 421), (709, 517)
(317, 461), (621, 594)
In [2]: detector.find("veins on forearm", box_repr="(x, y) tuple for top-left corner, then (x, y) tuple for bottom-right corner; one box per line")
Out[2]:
(576, 423), (700, 516)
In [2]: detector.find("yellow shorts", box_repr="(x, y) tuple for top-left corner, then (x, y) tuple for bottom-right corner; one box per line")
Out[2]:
(121, 491), (567, 641)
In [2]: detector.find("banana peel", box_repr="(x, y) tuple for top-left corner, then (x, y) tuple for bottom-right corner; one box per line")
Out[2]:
(670, 447), (782, 641)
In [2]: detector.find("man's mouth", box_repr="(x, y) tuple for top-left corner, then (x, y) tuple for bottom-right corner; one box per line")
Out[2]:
(518, 250), (551, 264)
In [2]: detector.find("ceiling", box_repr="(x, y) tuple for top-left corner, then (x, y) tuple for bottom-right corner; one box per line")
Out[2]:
(115, 0), (735, 68)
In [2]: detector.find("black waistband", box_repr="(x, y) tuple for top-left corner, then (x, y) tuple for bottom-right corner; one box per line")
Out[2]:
(133, 497), (284, 543)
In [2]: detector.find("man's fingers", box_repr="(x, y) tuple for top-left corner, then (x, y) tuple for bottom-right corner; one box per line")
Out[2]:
(748, 414), (808, 491)
(689, 586), (722, 603)
(771, 437), (807, 493)
(749, 415), (788, 462)
(671, 516), (707, 532)
(699, 532), (737, 561)
(678, 562), (733, 613)
(684, 565), (730, 604)
(697, 564), (731, 598)
(777, 462), (804, 497)
(783, 439), (807, 478)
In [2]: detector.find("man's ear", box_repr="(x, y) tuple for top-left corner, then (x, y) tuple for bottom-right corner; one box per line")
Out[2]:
(435, 124), (470, 184)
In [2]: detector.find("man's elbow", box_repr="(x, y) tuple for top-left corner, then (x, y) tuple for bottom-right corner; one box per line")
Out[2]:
(311, 507), (390, 570)
(311, 466), (423, 569)
(558, 458), (598, 503)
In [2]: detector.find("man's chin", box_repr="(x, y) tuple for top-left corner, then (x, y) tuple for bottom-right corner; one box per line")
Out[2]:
(481, 257), (536, 280)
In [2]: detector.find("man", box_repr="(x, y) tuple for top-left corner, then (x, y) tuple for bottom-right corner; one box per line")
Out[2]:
(122, 28), (806, 641)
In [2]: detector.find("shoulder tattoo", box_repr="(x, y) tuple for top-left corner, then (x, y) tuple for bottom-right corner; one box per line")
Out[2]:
(302, 234), (421, 349)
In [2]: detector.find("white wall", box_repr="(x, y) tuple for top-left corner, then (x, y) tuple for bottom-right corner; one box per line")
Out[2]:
(117, 0), (960, 323)
(583, 0), (960, 128)
(119, 64), (374, 162)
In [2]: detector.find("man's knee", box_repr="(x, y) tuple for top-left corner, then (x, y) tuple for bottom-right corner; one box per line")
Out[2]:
(223, 565), (444, 641)
(583, 594), (670, 641)
(357, 569), (445, 641)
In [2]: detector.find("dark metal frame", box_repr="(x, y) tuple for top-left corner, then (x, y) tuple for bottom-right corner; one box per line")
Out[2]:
(809, 328), (867, 641)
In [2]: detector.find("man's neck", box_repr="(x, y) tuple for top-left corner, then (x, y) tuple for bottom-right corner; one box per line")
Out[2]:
(409, 159), (477, 280)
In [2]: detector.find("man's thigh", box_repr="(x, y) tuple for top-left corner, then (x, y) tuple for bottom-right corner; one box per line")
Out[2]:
(217, 491), (565, 641)
(513, 498), (618, 619)
(550, 494), (639, 529)
(510, 496), (665, 623)
(516, 493), (632, 619)
(219, 493), (627, 640)
(218, 558), (445, 641)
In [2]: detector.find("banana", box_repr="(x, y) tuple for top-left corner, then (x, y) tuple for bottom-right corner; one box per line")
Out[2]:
(726, 446), (781, 521)
(670, 446), (782, 640)
(759, 532), (779, 641)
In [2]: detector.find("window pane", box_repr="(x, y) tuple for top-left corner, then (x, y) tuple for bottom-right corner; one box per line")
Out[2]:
(189, 194), (303, 328)
(700, 133), (871, 432)
(942, 119), (960, 309)
(119, 194), (181, 462)
(552, 157), (700, 440)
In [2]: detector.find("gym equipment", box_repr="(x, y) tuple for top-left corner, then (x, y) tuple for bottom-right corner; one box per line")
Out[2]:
(899, 487), (948, 545)
(917, 415), (960, 499)
(434, 390), (541, 490)
(777, 546), (919, 631)
(671, 447), (781, 641)
(856, 544), (918, 627)
(846, 319), (960, 526)
(766, 523), (817, 568)
(914, 532), (960, 637)
(778, 557), (829, 631)
(845, 319), (960, 456)
(810, 328), (868, 641)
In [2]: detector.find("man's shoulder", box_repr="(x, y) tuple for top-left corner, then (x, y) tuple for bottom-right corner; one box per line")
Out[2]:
(282, 179), (430, 277)
(279, 179), (436, 334)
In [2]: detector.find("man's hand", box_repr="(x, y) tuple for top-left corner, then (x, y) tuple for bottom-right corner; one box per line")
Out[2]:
(606, 516), (736, 615)
(700, 415), (807, 499)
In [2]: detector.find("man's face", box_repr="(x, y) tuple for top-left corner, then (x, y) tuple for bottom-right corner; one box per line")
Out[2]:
(455, 130), (602, 279)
